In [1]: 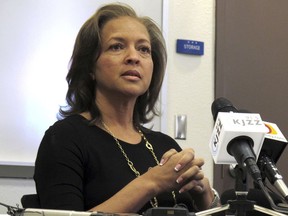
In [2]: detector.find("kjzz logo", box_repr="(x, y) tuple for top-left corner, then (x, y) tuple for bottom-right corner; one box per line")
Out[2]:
(232, 118), (262, 126)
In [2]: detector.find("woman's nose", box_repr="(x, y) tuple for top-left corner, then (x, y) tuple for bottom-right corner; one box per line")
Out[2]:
(125, 48), (140, 65)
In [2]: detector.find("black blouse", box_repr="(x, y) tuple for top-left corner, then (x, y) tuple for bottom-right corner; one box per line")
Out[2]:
(34, 115), (196, 214)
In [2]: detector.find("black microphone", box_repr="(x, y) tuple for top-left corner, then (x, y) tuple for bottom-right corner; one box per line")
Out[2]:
(210, 97), (267, 182)
(257, 121), (288, 201)
(258, 155), (288, 201)
(211, 97), (238, 121)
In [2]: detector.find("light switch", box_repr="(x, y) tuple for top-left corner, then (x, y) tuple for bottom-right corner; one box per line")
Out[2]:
(175, 115), (187, 140)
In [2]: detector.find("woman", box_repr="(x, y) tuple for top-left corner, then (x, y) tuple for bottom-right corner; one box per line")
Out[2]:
(34, 3), (220, 214)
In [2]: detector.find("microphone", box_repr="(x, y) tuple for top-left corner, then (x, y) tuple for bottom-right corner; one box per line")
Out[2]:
(226, 105), (288, 200)
(257, 122), (288, 201)
(260, 121), (287, 165)
(211, 97), (238, 121)
(209, 97), (268, 182)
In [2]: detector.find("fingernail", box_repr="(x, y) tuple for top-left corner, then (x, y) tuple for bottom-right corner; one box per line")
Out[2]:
(196, 186), (203, 191)
(176, 177), (183, 184)
(174, 164), (181, 171)
(179, 188), (184, 194)
(159, 158), (165, 166)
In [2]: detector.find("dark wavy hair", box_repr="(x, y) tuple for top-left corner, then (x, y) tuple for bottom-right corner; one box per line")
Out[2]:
(59, 3), (167, 127)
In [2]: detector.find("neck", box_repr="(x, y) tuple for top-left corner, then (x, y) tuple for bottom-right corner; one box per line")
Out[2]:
(96, 91), (136, 125)
(101, 119), (141, 145)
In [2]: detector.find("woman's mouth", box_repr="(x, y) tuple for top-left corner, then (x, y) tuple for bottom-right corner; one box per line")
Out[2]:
(122, 70), (141, 79)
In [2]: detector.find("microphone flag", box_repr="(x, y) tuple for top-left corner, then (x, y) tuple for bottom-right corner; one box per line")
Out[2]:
(209, 112), (269, 164)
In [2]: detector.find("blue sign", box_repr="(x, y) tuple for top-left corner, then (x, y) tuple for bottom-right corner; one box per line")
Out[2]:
(176, 39), (204, 55)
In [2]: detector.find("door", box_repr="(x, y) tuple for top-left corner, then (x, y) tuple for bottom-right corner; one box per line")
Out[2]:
(214, 0), (288, 197)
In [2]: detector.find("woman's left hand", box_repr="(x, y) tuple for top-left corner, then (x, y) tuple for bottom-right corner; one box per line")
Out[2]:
(160, 148), (205, 193)
(188, 177), (218, 210)
(160, 148), (220, 210)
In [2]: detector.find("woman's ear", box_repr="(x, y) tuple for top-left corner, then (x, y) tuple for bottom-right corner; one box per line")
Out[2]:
(90, 72), (96, 80)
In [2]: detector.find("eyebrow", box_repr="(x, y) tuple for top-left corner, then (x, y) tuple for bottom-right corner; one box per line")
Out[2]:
(107, 36), (151, 44)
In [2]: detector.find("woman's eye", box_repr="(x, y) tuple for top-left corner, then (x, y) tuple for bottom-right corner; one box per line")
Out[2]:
(139, 46), (151, 54)
(109, 43), (124, 51)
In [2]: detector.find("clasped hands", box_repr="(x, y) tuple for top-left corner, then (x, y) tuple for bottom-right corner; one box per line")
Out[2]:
(146, 148), (208, 195)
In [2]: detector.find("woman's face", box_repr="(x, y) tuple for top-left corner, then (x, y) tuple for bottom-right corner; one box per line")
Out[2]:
(94, 16), (153, 99)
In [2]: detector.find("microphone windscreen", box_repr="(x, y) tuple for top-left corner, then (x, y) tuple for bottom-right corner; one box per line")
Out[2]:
(211, 97), (238, 121)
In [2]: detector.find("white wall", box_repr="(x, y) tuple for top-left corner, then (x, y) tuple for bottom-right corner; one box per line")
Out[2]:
(0, 0), (162, 166)
(0, 0), (215, 213)
(162, 0), (215, 179)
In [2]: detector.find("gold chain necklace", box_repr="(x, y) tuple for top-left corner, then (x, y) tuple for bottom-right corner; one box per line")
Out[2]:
(101, 121), (177, 208)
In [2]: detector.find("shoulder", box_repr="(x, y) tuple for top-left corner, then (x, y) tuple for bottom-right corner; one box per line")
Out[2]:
(52, 114), (89, 129)
(46, 115), (91, 136)
(37, 115), (97, 160)
(40, 115), (95, 150)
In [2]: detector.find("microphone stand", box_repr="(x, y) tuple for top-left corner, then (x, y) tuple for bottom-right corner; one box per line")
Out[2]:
(194, 203), (287, 216)
(195, 165), (287, 216)
(0, 201), (23, 216)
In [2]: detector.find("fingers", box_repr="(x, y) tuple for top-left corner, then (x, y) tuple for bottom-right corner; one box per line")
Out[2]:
(173, 148), (195, 171)
(179, 179), (204, 194)
(172, 150), (205, 194)
(176, 149), (204, 172)
(178, 175), (214, 195)
(174, 156), (204, 172)
(176, 167), (204, 184)
(157, 148), (207, 194)
(159, 148), (178, 165)
(161, 148), (197, 169)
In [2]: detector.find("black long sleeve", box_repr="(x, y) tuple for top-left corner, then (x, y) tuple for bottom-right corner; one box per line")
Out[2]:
(34, 115), (195, 213)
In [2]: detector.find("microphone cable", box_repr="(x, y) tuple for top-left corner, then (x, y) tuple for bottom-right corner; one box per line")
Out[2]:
(257, 179), (288, 214)
(265, 182), (287, 204)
